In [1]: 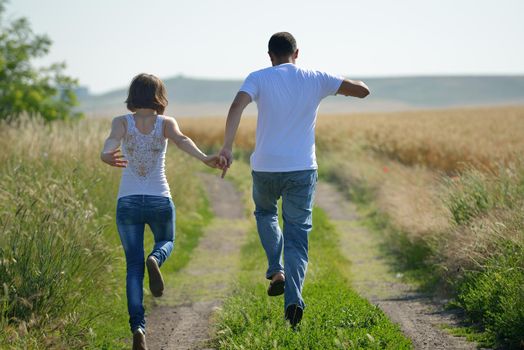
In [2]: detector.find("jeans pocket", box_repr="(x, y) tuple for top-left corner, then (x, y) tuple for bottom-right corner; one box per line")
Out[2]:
(148, 199), (175, 226)
(117, 200), (141, 224)
(145, 196), (172, 210)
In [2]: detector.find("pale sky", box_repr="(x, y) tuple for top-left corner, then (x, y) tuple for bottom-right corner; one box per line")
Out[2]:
(7, 0), (524, 94)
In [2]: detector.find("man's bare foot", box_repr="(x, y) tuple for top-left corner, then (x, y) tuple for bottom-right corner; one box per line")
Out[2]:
(267, 272), (285, 296)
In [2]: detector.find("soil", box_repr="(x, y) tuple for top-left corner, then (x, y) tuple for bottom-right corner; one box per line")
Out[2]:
(315, 181), (480, 350)
(145, 173), (247, 350)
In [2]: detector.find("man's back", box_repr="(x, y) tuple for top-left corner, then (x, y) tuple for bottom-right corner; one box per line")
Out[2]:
(240, 63), (342, 172)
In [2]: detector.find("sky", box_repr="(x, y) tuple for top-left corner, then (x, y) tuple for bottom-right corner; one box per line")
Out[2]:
(6, 0), (524, 94)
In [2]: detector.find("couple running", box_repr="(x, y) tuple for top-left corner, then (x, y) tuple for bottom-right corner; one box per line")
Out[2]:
(101, 32), (369, 349)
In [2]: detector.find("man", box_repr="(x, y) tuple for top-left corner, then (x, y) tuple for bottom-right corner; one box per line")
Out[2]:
(219, 32), (369, 327)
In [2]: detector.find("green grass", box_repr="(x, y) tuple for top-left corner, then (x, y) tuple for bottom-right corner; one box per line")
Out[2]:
(213, 208), (412, 349)
(451, 243), (524, 348)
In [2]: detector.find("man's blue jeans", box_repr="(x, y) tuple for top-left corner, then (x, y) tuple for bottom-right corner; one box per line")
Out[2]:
(252, 170), (317, 310)
(116, 195), (175, 333)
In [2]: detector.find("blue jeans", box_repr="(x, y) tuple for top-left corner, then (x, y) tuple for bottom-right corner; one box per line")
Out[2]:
(252, 170), (317, 310)
(116, 195), (175, 333)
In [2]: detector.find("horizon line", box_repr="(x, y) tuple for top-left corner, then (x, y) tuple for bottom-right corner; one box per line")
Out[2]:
(82, 72), (524, 96)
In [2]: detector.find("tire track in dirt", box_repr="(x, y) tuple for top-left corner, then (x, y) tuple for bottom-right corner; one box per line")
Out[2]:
(145, 173), (247, 350)
(315, 181), (479, 350)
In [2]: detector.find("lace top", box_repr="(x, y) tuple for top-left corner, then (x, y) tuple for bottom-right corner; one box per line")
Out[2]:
(117, 114), (171, 198)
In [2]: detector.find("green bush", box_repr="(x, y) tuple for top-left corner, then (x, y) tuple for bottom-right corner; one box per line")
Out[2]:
(456, 241), (524, 349)
(0, 0), (82, 122)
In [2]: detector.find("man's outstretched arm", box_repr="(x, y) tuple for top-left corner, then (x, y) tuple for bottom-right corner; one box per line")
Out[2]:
(220, 91), (252, 177)
(336, 79), (370, 98)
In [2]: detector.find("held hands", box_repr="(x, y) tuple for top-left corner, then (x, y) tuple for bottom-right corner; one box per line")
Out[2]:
(100, 149), (128, 168)
(202, 148), (232, 178)
(202, 154), (228, 171)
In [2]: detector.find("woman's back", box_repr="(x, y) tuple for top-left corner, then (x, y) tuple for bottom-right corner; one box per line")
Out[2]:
(118, 114), (170, 199)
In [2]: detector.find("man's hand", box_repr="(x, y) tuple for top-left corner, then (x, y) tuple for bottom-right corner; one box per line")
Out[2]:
(100, 149), (128, 168)
(218, 147), (233, 178)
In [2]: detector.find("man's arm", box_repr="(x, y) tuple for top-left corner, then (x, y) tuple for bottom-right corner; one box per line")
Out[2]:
(100, 116), (128, 167)
(336, 79), (370, 98)
(220, 91), (252, 176)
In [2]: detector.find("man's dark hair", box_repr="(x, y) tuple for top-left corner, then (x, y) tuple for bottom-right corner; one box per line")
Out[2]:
(268, 32), (297, 57)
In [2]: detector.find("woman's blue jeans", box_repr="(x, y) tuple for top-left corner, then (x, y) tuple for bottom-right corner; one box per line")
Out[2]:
(252, 170), (317, 311)
(116, 195), (175, 333)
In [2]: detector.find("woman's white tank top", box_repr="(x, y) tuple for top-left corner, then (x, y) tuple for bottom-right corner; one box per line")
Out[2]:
(117, 114), (171, 199)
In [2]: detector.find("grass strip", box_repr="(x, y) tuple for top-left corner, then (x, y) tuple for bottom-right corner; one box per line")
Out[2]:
(213, 208), (411, 349)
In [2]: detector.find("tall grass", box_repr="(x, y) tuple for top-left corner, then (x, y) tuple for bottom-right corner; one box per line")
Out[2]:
(437, 162), (524, 348)
(0, 161), (110, 348)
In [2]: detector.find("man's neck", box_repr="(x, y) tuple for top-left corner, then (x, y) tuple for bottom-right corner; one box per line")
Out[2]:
(272, 57), (295, 66)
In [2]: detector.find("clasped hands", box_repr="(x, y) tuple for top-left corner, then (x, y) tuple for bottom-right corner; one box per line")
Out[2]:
(203, 147), (233, 178)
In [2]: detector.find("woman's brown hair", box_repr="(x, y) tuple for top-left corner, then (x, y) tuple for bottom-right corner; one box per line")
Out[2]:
(125, 73), (168, 114)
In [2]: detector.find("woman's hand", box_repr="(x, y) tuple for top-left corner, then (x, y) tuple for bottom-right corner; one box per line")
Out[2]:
(101, 149), (128, 168)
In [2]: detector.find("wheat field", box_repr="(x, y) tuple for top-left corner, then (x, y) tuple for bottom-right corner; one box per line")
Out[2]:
(179, 105), (524, 172)
(1, 106), (523, 347)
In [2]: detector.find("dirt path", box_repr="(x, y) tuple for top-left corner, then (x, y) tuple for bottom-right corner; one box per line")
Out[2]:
(145, 174), (247, 350)
(315, 181), (479, 350)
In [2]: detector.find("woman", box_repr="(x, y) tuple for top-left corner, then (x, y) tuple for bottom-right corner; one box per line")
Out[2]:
(100, 73), (223, 349)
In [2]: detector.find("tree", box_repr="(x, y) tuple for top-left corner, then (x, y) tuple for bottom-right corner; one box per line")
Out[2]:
(0, 0), (82, 122)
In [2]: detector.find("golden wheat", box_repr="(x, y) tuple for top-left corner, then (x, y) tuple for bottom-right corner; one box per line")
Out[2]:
(178, 106), (524, 172)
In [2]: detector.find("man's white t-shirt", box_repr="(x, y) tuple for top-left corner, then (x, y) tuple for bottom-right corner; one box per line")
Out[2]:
(240, 63), (343, 172)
